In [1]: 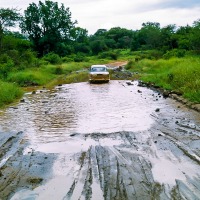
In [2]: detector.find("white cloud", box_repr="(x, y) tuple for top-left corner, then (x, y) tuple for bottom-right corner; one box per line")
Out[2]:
(0, 0), (200, 34)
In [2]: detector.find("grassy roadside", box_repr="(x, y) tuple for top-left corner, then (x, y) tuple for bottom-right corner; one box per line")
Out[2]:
(0, 57), (114, 108)
(126, 56), (200, 103)
(0, 51), (199, 108)
(0, 81), (23, 108)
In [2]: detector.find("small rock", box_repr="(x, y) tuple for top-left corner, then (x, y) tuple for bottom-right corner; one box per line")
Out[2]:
(20, 99), (25, 103)
(10, 106), (18, 109)
(138, 81), (146, 87)
(158, 134), (162, 136)
(163, 90), (170, 98)
(42, 101), (48, 103)
(28, 177), (43, 184)
(126, 81), (133, 86)
(154, 141), (157, 143)
(155, 108), (160, 112)
(137, 90), (142, 93)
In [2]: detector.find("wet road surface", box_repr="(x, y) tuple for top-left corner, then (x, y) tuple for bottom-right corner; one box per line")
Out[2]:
(0, 80), (200, 199)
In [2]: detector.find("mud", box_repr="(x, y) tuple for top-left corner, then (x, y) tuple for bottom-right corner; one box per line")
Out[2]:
(0, 80), (200, 200)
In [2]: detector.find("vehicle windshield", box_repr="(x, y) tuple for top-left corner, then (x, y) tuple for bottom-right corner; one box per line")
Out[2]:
(91, 67), (106, 72)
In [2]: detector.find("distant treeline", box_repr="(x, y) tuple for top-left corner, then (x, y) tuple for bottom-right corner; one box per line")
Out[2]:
(0, 1), (200, 71)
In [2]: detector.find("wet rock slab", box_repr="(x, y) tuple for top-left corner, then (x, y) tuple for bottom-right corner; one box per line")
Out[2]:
(0, 81), (200, 199)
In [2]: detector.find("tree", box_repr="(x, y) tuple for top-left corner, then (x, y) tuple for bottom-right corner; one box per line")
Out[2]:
(106, 27), (133, 48)
(20, 0), (77, 56)
(190, 19), (200, 52)
(175, 25), (192, 50)
(72, 27), (88, 43)
(138, 22), (162, 49)
(90, 40), (107, 54)
(94, 29), (107, 37)
(160, 24), (177, 51)
(0, 8), (21, 51)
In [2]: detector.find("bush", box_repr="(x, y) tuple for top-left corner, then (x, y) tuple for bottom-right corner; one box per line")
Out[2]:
(0, 81), (23, 107)
(0, 54), (14, 78)
(163, 49), (186, 59)
(20, 50), (38, 65)
(42, 53), (62, 64)
(135, 57), (200, 102)
(125, 60), (134, 70)
(74, 55), (85, 62)
(7, 70), (55, 86)
(61, 56), (74, 63)
(98, 51), (118, 60)
(54, 65), (63, 74)
(73, 53), (89, 62)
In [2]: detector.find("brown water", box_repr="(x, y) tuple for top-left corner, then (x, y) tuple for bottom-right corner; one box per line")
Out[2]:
(0, 80), (200, 200)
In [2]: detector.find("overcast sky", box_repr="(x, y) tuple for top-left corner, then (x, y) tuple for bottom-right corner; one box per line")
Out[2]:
(0, 0), (200, 34)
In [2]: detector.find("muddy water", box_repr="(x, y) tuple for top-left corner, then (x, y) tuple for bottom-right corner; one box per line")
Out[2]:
(0, 80), (200, 200)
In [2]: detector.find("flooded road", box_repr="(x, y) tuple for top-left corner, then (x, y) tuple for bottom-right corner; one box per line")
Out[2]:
(0, 80), (200, 200)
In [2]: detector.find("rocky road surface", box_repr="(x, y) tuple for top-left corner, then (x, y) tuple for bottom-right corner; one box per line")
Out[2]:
(0, 80), (200, 200)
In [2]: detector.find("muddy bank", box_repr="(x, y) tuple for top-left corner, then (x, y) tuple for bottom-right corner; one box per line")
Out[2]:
(0, 81), (200, 199)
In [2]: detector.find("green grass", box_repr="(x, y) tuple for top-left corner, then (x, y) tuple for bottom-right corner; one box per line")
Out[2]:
(127, 56), (200, 103)
(46, 71), (89, 87)
(7, 68), (56, 86)
(0, 81), (23, 107)
(1, 52), (199, 107)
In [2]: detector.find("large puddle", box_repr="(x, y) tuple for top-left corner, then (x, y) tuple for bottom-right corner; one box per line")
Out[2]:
(0, 80), (200, 200)
(0, 81), (158, 144)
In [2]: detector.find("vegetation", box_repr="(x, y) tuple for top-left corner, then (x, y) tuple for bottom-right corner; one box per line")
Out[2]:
(126, 56), (200, 103)
(0, 0), (200, 107)
(20, 1), (77, 56)
(0, 81), (23, 107)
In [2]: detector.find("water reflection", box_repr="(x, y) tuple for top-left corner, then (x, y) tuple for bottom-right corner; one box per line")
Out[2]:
(0, 81), (157, 144)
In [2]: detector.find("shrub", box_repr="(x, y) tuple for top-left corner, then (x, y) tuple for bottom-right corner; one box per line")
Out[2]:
(42, 53), (62, 64)
(54, 65), (63, 74)
(0, 81), (23, 107)
(125, 60), (134, 70)
(136, 57), (200, 102)
(0, 54), (14, 78)
(74, 55), (85, 62)
(7, 70), (55, 86)
(98, 52), (118, 60)
(61, 56), (74, 63)
(163, 49), (186, 59)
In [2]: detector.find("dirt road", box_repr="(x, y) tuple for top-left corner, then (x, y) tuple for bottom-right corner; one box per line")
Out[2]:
(0, 81), (200, 200)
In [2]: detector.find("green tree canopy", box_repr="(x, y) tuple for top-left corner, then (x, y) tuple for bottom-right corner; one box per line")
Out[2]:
(138, 22), (162, 49)
(190, 19), (200, 51)
(20, 0), (77, 56)
(0, 8), (21, 51)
